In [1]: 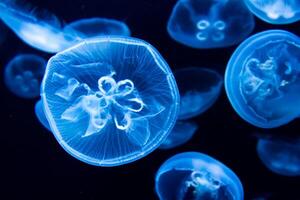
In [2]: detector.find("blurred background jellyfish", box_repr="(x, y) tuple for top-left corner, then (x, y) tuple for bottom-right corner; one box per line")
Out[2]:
(4, 54), (46, 99)
(41, 36), (180, 166)
(64, 17), (131, 40)
(155, 152), (244, 200)
(159, 121), (198, 150)
(257, 136), (300, 176)
(244, 0), (300, 24)
(167, 0), (255, 48)
(225, 30), (300, 128)
(35, 99), (51, 132)
(0, 0), (76, 53)
(175, 67), (223, 120)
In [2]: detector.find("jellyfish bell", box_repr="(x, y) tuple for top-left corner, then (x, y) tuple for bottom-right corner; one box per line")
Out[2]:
(41, 36), (180, 166)
(225, 30), (300, 128)
(35, 99), (51, 132)
(159, 121), (198, 150)
(64, 17), (131, 40)
(167, 0), (255, 48)
(175, 67), (223, 120)
(0, 0), (76, 53)
(155, 152), (244, 200)
(4, 54), (46, 99)
(244, 0), (300, 24)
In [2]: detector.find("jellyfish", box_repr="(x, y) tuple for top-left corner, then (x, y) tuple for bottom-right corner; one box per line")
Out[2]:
(35, 99), (51, 132)
(244, 0), (300, 24)
(0, 0), (76, 53)
(167, 0), (255, 48)
(225, 30), (300, 128)
(175, 67), (223, 120)
(155, 152), (244, 200)
(41, 36), (180, 166)
(257, 137), (300, 176)
(4, 54), (46, 99)
(64, 18), (131, 40)
(159, 121), (198, 150)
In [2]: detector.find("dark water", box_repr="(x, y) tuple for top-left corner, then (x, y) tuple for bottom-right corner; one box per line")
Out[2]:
(0, 0), (300, 199)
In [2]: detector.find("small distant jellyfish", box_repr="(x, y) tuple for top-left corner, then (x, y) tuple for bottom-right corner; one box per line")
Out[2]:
(41, 36), (180, 166)
(0, 0), (76, 53)
(225, 30), (300, 128)
(4, 54), (46, 99)
(159, 121), (198, 150)
(167, 0), (255, 48)
(175, 67), (223, 120)
(64, 17), (131, 40)
(35, 99), (51, 131)
(155, 152), (244, 200)
(257, 137), (300, 176)
(244, 0), (300, 24)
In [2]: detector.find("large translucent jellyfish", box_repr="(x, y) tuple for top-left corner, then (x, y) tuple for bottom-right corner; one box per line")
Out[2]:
(175, 67), (223, 120)
(155, 152), (244, 200)
(159, 121), (198, 150)
(167, 0), (255, 48)
(64, 18), (131, 40)
(0, 0), (75, 53)
(41, 36), (180, 166)
(257, 137), (300, 176)
(225, 30), (300, 128)
(4, 54), (46, 99)
(35, 99), (51, 132)
(244, 0), (300, 24)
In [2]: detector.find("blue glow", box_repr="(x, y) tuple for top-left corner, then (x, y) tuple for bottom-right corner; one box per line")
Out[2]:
(225, 30), (300, 128)
(155, 152), (244, 200)
(244, 0), (300, 24)
(167, 0), (255, 48)
(35, 99), (51, 132)
(41, 36), (180, 166)
(257, 137), (300, 176)
(0, 0), (76, 53)
(175, 67), (223, 120)
(64, 18), (131, 40)
(159, 121), (198, 150)
(4, 54), (46, 99)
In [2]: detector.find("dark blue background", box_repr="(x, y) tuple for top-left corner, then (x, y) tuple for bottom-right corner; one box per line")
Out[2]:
(1, 0), (300, 199)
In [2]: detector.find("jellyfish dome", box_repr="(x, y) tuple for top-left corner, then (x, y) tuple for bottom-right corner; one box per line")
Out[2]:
(167, 0), (255, 49)
(155, 152), (244, 200)
(159, 121), (198, 150)
(175, 67), (223, 120)
(225, 30), (300, 128)
(64, 17), (131, 40)
(0, 0), (75, 53)
(41, 36), (180, 166)
(35, 99), (51, 132)
(4, 54), (46, 99)
(257, 137), (300, 176)
(244, 0), (300, 24)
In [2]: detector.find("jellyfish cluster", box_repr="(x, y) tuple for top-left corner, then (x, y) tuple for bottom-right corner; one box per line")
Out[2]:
(1, 0), (300, 199)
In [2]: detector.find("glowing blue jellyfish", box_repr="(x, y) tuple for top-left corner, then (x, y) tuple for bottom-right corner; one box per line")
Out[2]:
(35, 99), (51, 131)
(175, 67), (223, 120)
(64, 18), (131, 40)
(159, 121), (198, 150)
(41, 36), (180, 166)
(225, 30), (300, 128)
(0, 0), (75, 53)
(244, 0), (300, 24)
(257, 137), (300, 176)
(4, 54), (46, 99)
(155, 152), (244, 200)
(167, 0), (255, 48)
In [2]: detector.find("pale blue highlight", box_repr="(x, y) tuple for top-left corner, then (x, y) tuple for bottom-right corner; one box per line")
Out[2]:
(35, 99), (51, 132)
(41, 36), (180, 166)
(167, 0), (255, 48)
(155, 152), (244, 200)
